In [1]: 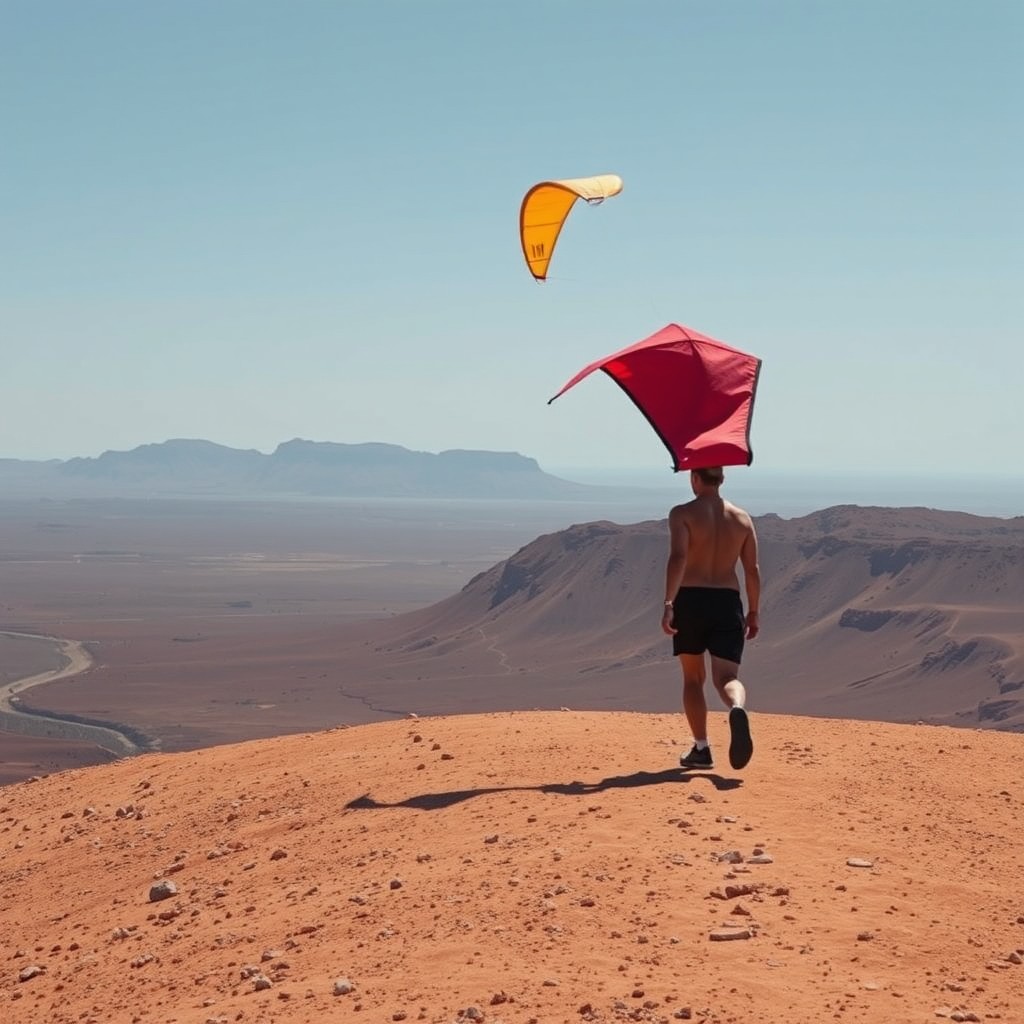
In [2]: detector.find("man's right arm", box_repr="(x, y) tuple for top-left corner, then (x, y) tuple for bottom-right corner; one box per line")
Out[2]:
(739, 518), (761, 640)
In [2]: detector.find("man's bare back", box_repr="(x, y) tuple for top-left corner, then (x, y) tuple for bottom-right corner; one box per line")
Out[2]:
(663, 490), (760, 633)
(671, 494), (755, 590)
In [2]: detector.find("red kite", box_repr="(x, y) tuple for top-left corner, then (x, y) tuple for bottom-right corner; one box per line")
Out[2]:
(549, 323), (762, 471)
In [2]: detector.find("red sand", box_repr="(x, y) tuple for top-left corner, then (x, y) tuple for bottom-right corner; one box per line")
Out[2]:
(2, 710), (1022, 1023)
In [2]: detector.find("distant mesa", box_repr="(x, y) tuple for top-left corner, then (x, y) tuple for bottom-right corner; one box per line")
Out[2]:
(0, 438), (636, 501)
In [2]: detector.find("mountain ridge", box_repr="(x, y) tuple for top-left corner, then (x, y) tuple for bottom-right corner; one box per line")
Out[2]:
(351, 505), (1024, 730)
(0, 438), (635, 500)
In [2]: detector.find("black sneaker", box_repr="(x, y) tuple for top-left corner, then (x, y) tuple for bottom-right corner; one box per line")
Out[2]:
(679, 744), (713, 770)
(728, 706), (753, 770)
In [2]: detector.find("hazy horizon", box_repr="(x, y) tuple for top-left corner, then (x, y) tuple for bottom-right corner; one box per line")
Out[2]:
(5, 434), (1023, 514)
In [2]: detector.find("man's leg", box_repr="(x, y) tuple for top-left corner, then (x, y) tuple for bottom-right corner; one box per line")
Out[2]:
(679, 653), (708, 740)
(711, 656), (753, 770)
(677, 653), (715, 769)
(709, 657), (746, 710)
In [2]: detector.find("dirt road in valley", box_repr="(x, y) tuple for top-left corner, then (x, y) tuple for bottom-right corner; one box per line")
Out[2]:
(0, 632), (141, 757)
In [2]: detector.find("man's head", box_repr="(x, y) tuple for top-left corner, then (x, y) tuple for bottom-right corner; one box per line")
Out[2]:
(690, 466), (724, 493)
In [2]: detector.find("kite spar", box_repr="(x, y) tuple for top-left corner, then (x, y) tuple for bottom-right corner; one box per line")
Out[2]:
(549, 323), (762, 471)
(519, 174), (623, 281)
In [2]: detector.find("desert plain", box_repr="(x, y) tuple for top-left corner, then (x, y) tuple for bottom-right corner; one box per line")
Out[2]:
(0, 495), (588, 779)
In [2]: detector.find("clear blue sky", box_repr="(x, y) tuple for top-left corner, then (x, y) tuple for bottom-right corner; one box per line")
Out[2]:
(3, 1), (1021, 479)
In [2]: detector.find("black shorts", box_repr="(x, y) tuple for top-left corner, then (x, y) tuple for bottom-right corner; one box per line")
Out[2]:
(670, 586), (746, 663)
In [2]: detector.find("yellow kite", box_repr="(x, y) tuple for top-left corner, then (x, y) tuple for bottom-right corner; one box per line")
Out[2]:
(519, 174), (623, 281)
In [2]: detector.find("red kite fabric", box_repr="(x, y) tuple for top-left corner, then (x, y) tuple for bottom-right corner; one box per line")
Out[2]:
(548, 323), (762, 471)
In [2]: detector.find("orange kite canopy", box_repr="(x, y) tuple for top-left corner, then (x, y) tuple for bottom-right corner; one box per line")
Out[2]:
(519, 174), (623, 281)
(549, 323), (763, 471)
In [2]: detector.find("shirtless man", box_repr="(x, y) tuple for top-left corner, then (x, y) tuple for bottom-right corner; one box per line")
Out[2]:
(661, 466), (760, 771)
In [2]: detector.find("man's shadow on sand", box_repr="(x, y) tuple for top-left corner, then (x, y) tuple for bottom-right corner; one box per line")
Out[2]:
(344, 768), (741, 812)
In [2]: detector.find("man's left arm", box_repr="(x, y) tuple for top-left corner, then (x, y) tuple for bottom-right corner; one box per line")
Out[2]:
(661, 506), (688, 635)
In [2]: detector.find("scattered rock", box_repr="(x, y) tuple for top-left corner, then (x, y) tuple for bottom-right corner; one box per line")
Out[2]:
(270, 848), (288, 861)
(148, 880), (177, 902)
(18, 965), (45, 982)
(333, 978), (355, 996)
(710, 927), (752, 941)
(847, 858), (874, 868)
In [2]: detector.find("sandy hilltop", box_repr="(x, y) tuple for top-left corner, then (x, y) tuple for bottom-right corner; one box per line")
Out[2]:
(3, 710), (1023, 1024)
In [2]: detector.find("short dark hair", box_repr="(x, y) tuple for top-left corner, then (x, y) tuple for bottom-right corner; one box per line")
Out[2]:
(692, 466), (724, 485)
